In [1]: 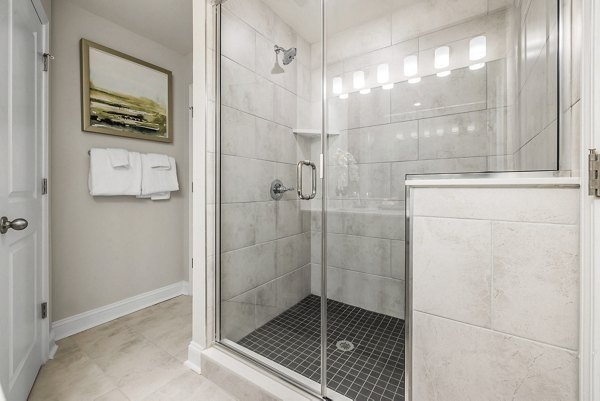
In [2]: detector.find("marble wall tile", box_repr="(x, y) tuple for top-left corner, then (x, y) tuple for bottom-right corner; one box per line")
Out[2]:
(327, 16), (392, 64)
(391, 240), (406, 280)
(276, 200), (304, 238)
(221, 106), (256, 160)
(413, 217), (492, 327)
(335, 209), (405, 240)
(221, 56), (256, 115)
(391, 0), (488, 44)
(516, 119), (558, 171)
(413, 311), (578, 401)
(221, 291), (256, 342)
(418, 110), (490, 159)
(221, 202), (277, 252)
(390, 67), (487, 123)
(223, 0), (276, 43)
(221, 10), (256, 71)
(276, 232), (311, 276)
(486, 59), (508, 109)
(412, 187), (578, 224)
(329, 87), (391, 131)
(277, 264), (311, 310)
(273, 85), (297, 128)
(492, 222), (579, 349)
(327, 233), (391, 277)
(523, 0), (549, 79)
(347, 121), (419, 163)
(221, 155), (276, 203)
(312, 265), (405, 319)
(221, 241), (277, 300)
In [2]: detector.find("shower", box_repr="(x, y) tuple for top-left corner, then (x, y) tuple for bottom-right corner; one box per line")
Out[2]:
(272, 44), (296, 74)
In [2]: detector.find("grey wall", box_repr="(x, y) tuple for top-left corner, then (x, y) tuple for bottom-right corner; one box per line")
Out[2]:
(218, 1), (314, 342)
(50, 0), (192, 321)
(410, 185), (579, 400)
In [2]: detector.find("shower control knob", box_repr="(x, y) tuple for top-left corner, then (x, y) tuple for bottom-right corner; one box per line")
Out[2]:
(270, 179), (294, 201)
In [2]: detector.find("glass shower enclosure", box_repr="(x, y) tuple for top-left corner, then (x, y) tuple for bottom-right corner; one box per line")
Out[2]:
(207, 0), (559, 400)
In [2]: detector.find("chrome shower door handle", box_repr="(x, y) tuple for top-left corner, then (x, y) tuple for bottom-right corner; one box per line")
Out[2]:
(297, 160), (317, 200)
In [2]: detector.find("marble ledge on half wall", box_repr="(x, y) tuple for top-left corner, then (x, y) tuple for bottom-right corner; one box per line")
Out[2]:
(404, 171), (580, 188)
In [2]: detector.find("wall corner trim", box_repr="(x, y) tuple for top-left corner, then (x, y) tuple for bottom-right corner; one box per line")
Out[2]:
(51, 281), (189, 341)
(184, 341), (205, 374)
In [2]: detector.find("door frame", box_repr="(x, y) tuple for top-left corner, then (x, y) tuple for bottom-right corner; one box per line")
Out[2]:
(29, 0), (52, 362)
(580, 0), (600, 399)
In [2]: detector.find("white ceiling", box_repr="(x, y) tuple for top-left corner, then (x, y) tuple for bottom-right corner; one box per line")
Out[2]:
(263, 0), (413, 43)
(68, 0), (193, 55)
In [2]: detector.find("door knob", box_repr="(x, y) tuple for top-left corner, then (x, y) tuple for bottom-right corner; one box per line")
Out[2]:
(0, 216), (28, 234)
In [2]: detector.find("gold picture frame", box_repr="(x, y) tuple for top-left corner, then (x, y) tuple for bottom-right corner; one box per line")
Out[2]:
(80, 39), (173, 143)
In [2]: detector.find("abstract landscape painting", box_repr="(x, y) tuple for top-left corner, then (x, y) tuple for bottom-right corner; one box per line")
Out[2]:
(80, 39), (173, 143)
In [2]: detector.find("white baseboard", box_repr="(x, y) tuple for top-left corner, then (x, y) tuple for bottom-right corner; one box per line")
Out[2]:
(48, 329), (58, 359)
(52, 281), (189, 340)
(184, 341), (204, 374)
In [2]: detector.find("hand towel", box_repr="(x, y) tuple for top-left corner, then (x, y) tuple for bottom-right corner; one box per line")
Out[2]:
(88, 149), (142, 196)
(146, 153), (170, 169)
(106, 148), (130, 168)
(140, 154), (179, 196)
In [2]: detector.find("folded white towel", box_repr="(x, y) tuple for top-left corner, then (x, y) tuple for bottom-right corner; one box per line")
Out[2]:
(146, 153), (170, 169)
(140, 154), (179, 197)
(137, 192), (171, 200)
(106, 148), (130, 168)
(89, 149), (142, 196)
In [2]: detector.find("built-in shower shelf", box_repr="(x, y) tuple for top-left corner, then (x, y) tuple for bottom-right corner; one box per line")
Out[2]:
(292, 128), (340, 138)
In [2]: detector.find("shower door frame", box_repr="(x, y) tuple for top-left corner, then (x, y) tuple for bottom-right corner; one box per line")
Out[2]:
(211, 1), (332, 399)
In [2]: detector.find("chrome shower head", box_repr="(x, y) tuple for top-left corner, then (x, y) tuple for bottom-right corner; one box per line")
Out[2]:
(281, 47), (297, 65)
(272, 45), (297, 74)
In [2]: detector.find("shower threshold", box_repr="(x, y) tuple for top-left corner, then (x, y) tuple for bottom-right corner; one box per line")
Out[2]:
(237, 295), (405, 401)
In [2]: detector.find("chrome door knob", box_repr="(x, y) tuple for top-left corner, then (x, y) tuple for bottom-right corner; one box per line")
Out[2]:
(0, 216), (28, 234)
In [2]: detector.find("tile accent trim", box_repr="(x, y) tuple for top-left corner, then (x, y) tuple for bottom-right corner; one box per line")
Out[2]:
(52, 281), (189, 340)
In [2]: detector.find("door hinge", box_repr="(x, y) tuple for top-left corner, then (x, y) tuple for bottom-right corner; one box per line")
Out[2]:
(41, 302), (48, 319)
(42, 53), (54, 72)
(191, 258), (194, 269)
(42, 178), (48, 195)
(189, 106), (194, 117)
(589, 149), (600, 197)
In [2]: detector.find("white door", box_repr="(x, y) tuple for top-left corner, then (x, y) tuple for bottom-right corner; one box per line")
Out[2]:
(0, 0), (45, 400)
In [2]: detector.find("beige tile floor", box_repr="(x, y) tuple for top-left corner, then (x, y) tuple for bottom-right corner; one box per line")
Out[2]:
(28, 296), (236, 401)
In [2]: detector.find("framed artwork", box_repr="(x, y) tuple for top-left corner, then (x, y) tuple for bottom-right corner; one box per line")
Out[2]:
(80, 39), (173, 143)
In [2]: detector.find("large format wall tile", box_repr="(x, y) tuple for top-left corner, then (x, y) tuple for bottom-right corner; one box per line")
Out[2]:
(221, 202), (277, 252)
(221, 155), (276, 203)
(312, 265), (405, 319)
(390, 67), (486, 123)
(327, 233), (391, 277)
(221, 242), (277, 300)
(412, 187), (579, 224)
(413, 312), (578, 401)
(346, 121), (419, 163)
(391, 0), (487, 44)
(492, 222), (579, 349)
(221, 10), (256, 71)
(418, 110), (490, 159)
(413, 217), (492, 327)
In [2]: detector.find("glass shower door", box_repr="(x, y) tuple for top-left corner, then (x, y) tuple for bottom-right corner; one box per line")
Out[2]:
(214, 0), (327, 396)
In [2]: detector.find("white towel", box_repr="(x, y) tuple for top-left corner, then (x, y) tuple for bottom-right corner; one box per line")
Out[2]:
(140, 154), (179, 197)
(88, 149), (142, 196)
(106, 148), (129, 168)
(146, 153), (170, 169)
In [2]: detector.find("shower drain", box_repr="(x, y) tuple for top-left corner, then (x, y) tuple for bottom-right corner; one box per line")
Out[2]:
(336, 340), (355, 352)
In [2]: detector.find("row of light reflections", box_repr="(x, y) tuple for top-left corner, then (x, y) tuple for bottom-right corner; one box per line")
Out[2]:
(332, 35), (487, 99)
